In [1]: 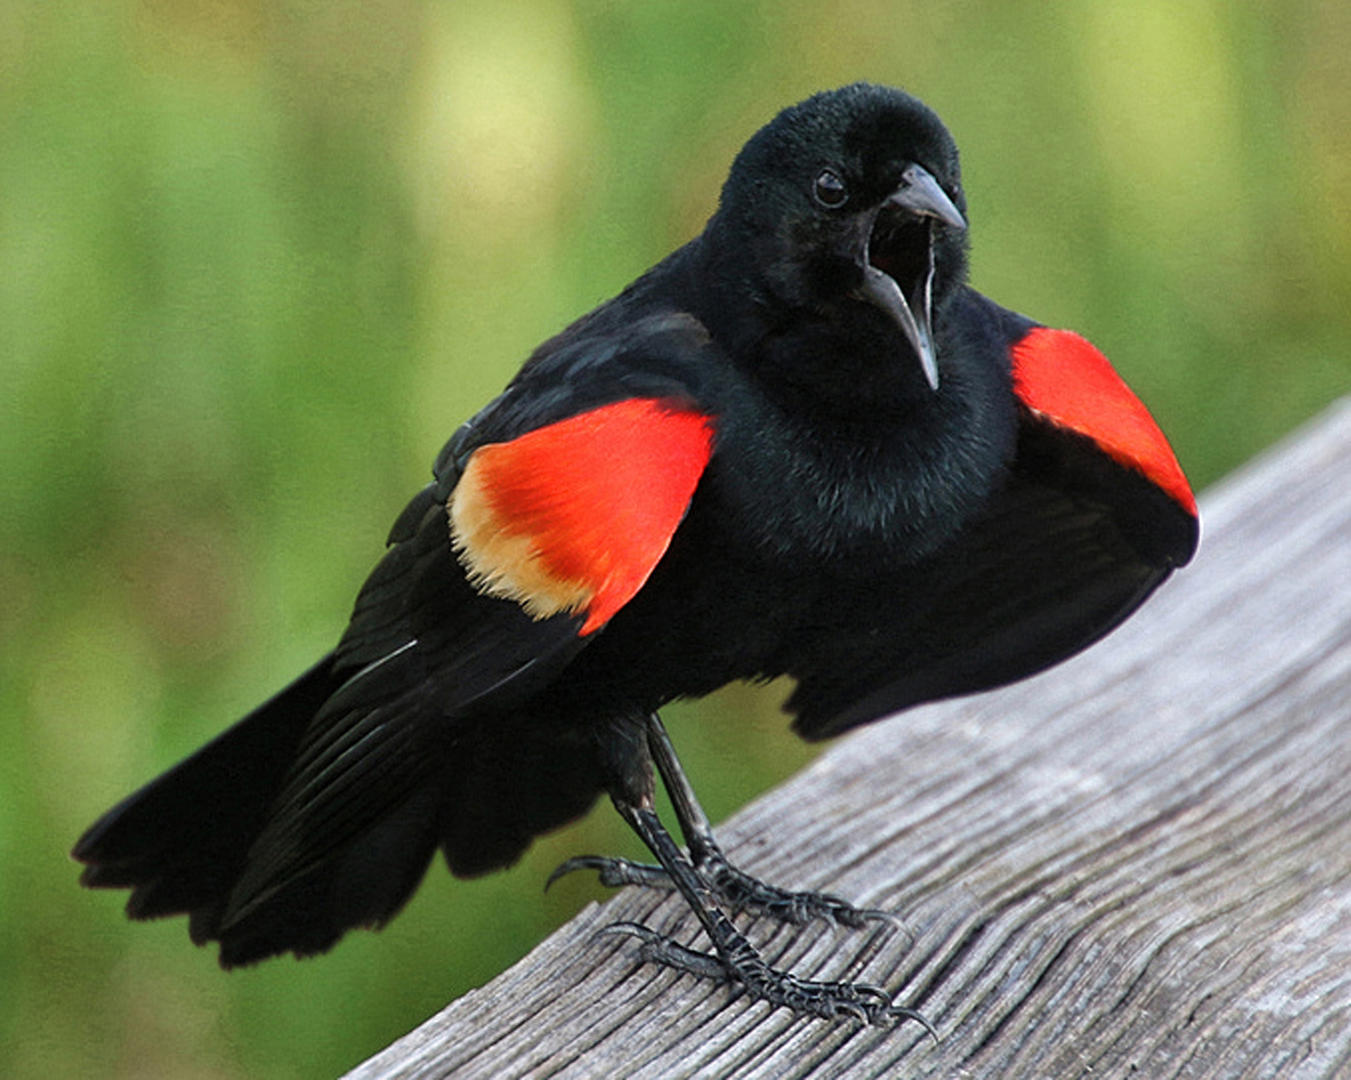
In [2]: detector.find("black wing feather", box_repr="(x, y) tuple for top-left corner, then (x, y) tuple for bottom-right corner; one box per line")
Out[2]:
(789, 409), (1198, 739)
(73, 308), (727, 963)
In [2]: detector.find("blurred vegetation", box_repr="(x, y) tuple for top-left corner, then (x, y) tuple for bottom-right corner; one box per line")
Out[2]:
(3, 1), (1348, 1077)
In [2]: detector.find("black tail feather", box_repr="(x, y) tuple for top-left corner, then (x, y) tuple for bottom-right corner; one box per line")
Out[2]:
(74, 655), (610, 966)
(210, 780), (444, 966)
(73, 657), (338, 929)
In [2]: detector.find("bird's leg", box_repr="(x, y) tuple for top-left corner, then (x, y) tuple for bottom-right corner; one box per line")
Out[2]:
(549, 714), (895, 929)
(648, 713), (895, 928)
(602, 791), (926, 1028)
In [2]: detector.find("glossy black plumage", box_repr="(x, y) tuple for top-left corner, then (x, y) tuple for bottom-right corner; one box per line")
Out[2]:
(74, 84), (1196, 1014)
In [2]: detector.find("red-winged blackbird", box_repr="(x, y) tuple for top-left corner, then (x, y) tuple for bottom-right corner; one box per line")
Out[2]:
(74, 84), (1197, 1026)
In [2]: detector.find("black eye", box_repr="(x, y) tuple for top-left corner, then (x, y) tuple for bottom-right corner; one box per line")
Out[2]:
(813, 169), (848, 209)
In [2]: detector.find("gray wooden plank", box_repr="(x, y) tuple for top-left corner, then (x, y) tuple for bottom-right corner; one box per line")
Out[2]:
(347, 399), (1351, 1080)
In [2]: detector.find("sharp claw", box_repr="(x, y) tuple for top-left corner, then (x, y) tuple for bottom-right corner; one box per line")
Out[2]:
(852, 981), (893, 1004)
(835, 998), (871, 1024)
(543, 867), (569, 892)
(859, 906), (905, 929)
(888, 1005), (940, 1044)
(825, 901), (899, 929)
(544, 855), (607, 891)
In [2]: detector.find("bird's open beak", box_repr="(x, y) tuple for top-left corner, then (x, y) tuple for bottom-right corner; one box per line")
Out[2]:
(855, 164), (966, 391)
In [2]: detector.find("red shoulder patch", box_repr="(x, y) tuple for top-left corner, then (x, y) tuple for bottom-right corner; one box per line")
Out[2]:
(1011, 328), (1196, 515)
(449, 399), (714, 634)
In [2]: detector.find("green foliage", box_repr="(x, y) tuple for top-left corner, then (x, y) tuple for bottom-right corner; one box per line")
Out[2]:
(3, 2), (1347, 1076)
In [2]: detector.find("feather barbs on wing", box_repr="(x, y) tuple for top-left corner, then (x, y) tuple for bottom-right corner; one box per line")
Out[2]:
(449, 399), (715, 635)
(1011, 328), (1197, 516)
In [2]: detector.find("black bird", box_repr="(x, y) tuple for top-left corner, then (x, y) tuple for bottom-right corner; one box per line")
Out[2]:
(73, 83), (1198, 1026)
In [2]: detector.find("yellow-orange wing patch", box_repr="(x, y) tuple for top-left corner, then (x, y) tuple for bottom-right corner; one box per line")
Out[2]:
(449, 399), (715, 635)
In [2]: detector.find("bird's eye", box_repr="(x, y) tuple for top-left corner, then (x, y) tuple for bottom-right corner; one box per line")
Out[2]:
(813, 169), (848, 209)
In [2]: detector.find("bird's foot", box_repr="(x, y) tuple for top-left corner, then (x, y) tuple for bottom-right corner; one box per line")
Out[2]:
(600, 921), (934, 1033)
(697, 853), (897, 929)
(549, 851), (896, 930)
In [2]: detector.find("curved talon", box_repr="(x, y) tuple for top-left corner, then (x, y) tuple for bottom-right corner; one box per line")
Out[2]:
(545, 855), (608, 891)
(834, 998), (871, 1024)
(547, 854), (672, 892)
(887, 1004), (939, 1044)
(816, 897), (900, 930)
(850, 981), (894, 1005)
(856, 906), (905, 929)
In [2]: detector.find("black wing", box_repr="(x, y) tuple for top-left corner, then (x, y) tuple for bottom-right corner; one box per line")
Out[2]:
(74, 307), (724, 964)
(211, 310), (724, 956)
(787, 407), (1199, 739)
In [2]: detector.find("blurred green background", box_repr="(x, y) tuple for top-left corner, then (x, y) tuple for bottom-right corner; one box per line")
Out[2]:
(3, 1), (1348, 1077)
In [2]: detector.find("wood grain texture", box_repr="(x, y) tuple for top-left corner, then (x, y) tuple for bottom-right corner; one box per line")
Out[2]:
(346, 400), (1351, 1080)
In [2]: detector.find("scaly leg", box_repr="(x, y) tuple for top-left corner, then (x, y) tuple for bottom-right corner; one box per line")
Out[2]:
(604, 793), (926, 1028)
(550, 713), (895, 928)
(553, 713), (928, 1030)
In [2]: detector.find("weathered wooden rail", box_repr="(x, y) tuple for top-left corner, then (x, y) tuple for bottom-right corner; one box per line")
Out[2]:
(347, 400), (1351, 1080)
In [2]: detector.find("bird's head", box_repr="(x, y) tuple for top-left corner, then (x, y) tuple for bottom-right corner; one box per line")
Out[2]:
(708, 83), (969, 391)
